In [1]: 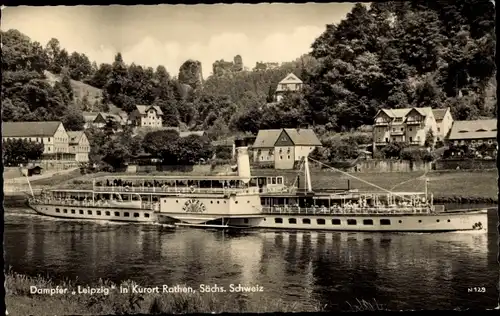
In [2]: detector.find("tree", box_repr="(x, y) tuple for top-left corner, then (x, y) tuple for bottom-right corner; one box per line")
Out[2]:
(142, 130), (181, 163)
(3, 139), (44, 165)
(424, 130), (435, 148)
(88, 63), (113, 89)
(177, 135), (213, 165)
(62, 107), (85, 131)
(104, 53), (129, 110)
(60, 68), (74, 102)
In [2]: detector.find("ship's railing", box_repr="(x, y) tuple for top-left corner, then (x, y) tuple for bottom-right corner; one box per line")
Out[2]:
(92, 185), (294, 195)
(29, 198), (156, 210)
(261, 206), (434, 215)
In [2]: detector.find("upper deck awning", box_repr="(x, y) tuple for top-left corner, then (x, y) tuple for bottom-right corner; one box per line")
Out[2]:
(93, 175), (253, 181)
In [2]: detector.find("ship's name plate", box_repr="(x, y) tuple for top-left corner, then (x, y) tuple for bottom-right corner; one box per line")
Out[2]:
(182, 199), (206, 213)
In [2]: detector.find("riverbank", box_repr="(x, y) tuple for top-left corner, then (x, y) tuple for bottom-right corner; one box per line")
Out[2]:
(6, 270), (380, 314)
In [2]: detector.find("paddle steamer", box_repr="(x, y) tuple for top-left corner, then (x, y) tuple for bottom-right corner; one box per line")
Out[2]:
(28, 140), (488, 232)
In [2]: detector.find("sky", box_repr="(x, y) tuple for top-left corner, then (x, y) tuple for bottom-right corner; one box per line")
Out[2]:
(2, 4), (354, 78)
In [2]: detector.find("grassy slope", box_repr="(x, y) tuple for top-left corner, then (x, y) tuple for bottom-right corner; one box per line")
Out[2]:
(43, 70), (124, 115)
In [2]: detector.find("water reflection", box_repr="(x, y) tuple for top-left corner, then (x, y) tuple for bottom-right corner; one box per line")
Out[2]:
(4, 209), (497, 311)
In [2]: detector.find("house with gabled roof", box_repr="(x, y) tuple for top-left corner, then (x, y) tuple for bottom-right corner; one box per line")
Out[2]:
(373, 107), (438, 151)
(2, 121), (71, 159)
(129, 105), (164, 128)
(274, 73), (303, 102)
(448, 119), (497, 147)
(67, 131), (90, 162)
(432, 107), (453, 141)
(252, 128), (322, 169)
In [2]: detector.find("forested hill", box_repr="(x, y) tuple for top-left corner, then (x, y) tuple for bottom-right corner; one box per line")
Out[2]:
(2, 0), (496, 137)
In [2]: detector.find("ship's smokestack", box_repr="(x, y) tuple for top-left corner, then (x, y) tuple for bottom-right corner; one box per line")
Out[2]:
(235, 139), (251, 183)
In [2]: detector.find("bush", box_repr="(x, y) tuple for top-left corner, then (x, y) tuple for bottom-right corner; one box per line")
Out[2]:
(214, 146), (233, 160)
(400, 147), (433, 162)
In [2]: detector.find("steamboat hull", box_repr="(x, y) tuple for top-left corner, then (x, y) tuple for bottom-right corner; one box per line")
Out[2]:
(29, 203), (157, 223)
(248, 209), (488, 232)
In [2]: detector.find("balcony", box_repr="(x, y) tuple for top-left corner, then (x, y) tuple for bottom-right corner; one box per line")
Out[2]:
(406, 119), (423, 125)
(390, 130), (404, 136)
(374, 121), (390, 126)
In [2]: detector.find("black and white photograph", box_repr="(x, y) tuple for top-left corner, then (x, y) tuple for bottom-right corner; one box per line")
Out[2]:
(2, 2), (498, 314)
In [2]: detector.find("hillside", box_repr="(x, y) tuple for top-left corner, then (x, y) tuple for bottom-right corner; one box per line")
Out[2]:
(43, 70), (125, 115)
(44, 70), (103, 106)
(2, 1), (496, 135)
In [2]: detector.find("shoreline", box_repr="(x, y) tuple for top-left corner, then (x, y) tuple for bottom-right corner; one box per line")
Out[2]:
(7, 270), (380, 314)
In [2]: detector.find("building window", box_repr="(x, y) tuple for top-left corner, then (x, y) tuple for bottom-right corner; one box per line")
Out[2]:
(288, 218), (297, 224)
(363, 219), (373, 225)
(274, 218), (283, 224)
(385, 138), (388, 142)
(437, 127), (440, 132)
(79, 210), (84, 214)
(332, 219), (341, 225)
(71, 209), (75, 214)
(97, 211), (101, 215)
(280, 156), (283, 160)
(114, 212), (120, 216)
(409, 128), (412, 131)
(302, 218), (311, 224)
(347, 219), (357, 225)
(317, 219), (326, 225)
(134, 213), (140, 218)
(287, 155), (290, 159)
(124, 212), (130, 217)
(88, 210), (92, 215)
(409, 137), (413, 142)
(380, 219), (391, 225)
(106, 211), (111, 216)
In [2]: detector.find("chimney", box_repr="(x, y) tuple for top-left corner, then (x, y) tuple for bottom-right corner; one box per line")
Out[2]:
(235, 139), (251, 183)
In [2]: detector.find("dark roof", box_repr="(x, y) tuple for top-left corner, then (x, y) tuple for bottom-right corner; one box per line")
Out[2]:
(136, 105), (163, 115)
(432, 108), (449, 121)
(253, 128), (322, 148)
(2, 121), (62, 137)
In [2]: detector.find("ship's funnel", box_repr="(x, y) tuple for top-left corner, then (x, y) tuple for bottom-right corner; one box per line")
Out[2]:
(235, 139), (251, 183)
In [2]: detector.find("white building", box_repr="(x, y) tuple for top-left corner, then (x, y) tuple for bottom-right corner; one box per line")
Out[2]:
(274, 73), (304, 102)
(373, 107), (438, 151)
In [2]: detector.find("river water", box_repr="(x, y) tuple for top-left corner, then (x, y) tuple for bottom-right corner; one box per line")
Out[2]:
(4, 206), (499, 311)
